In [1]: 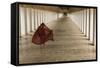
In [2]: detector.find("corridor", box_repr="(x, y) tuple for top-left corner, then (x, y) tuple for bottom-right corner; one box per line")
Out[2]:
(19, 4), (96, 64)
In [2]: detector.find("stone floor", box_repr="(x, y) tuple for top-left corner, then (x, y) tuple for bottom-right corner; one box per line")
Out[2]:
(19, 17), (96, 64)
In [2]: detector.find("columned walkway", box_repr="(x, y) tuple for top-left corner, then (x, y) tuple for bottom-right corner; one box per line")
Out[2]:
(19, 17), (96, 64)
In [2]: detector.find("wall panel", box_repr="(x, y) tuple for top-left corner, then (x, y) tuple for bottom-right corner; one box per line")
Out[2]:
(90, 8), (94, 43)
(19, 7), (26, 36)
(26, 8), (31, 33)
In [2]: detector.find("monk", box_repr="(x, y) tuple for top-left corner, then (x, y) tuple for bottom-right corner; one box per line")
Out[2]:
(32, 23), (54, 46)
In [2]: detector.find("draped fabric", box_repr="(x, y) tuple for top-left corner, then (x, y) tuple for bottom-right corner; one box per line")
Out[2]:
(32, 23), (54, 45)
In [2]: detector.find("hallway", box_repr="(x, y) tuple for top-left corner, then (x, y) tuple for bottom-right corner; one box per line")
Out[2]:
(19, 17), (96, 64)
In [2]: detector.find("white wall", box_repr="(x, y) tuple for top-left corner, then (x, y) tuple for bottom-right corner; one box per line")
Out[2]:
(58, 13), (63, 18)
(68, 10), (83, 30)
(83, 9), (87, 35)
(31, 8), (35, 31)
(93, 9), (96, 45)
(19, 6), (59, 37)
(19, 7), (26, 36)
(68, 8), (96, 44)
(26, 7), (31, 33)
(89, 8), (94, 43)
(86, 9), (90, 38)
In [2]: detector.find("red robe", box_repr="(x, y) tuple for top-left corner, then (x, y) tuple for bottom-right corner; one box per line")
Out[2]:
(32, 23), (54, 45)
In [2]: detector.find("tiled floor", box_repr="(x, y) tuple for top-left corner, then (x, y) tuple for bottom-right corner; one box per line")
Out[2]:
(19, 17), (96, 64)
